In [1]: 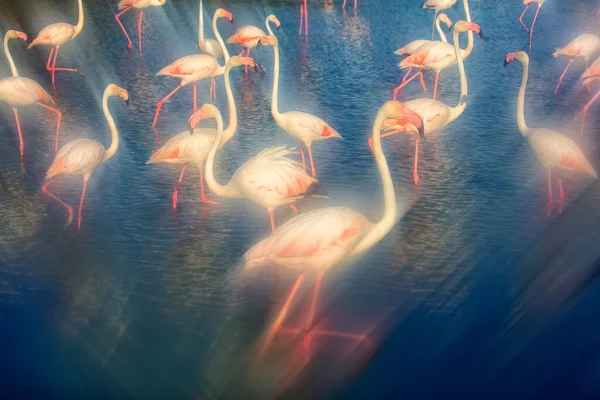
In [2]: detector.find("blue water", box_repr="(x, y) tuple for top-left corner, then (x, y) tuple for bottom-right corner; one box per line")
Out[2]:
(2, 0), (600, 398)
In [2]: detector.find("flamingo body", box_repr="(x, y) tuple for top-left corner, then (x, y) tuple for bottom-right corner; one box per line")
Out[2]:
(582, 56), (600, 84)
(383, 98), (451, 135)
(277, 111), (341, 145)
(147, 128), (216, 165)
(421, 0), (457, 12)
(553, 34), (600, 60)
(227, 25), (266, 50)
(400, 41), (465, 73)
(47, 138), (105, 179)
(28, 23), (77, 48)
(118, 0), (166, 10)
(157, 54), (219, 86)
(0, 77), (53, 107)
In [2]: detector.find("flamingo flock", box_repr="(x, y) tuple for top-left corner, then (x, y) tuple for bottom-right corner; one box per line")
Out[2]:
(2, 0), (600, 366)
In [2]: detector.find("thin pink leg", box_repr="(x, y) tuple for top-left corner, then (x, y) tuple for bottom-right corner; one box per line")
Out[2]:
(115, 5), (134, 49)
(269, 209), (276, 232)
(547, 169), (553, 216)
(245, 48), (250, 74)
(152, 84), (183, 127)
(529, 4), (541, 53)
(49, 47), (83, 86)
(554, 59), (574, 95)
(402, 67), (412, 83)
(354, 0), (357, 10)
(519, 4), (530, 32)
(393, 71), (422, 100)
(51, 46), (58, 87)
(12, 108), (24, 157)
(580, 88), (600, 135)
(304, 0), (308, 39)
(289, 205), (298, 212)
(306, 143), (317, 179)
(419, 71), (427, 93)
(45, 48), (54, 72)
(299, 2), (304, 37)
(431, 10), (438, 40)
(586, 58), (591, 92)
(137, 10), (143, 54)
(558, 178), (564, 213)
(193, 83), (197, 112)
(172, 166), (187, 209)
(199, 164), (219, 205)
(77, 178), (88, 230)
(42, 179), (74, 226)
(413, 137), (420, 185)
(342, 0), (347, 9)
(299, 141), (307, 172)
(37, 102), (62, 153)
(303, 273), (323, 357)
(433, 72), (439, 100)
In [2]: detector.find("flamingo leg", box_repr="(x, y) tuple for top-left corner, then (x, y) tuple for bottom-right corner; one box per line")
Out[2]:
(137, 10), (143, 54)
(304, 0), (308, 39)
(547, 169), (553, 216)
(45, 47), (54, 73)
(77, 177), (89, 230)
(402, 67), (412, 83)
(419, 71), (427, 93)
(299, 1), (304, 37)
(303, 273), (322, 358)
(580, 87), (600, 135)
(49, 47), (83, 85)
(269, 209), (276, 232)
(210, 78), (217, 101)
(368, 129), (405, 152)
(354, 0), (357, 10)
(585, 58), (591, 92)
(152, 84), (183, 127)
(413, 137), (420, 185)
(558, 179), (564, 213)
(36, 102), (62, 153)
(12, 108), (24, 157)
(51, 46), (58, 87)
(393, 70), (423, 100)
(519, 4), (530, 32)
(299, 141), (307, 173)
(245, 48), (250, 74)
(342, 0), (347, 9)
(193, 83), (197, 112)
(432, 71), (440, 100)
(42, 179), (73, 226)
(172, 166), (187, 209)
(115, 5), (134, 49)
(306, 143), (317, 179)
(289, 205), (298, 212)
(199, 164), (219, 205)
(431, 10), (438, 40)
(554, 59), (574, 95)
(528, 4), (541, 53)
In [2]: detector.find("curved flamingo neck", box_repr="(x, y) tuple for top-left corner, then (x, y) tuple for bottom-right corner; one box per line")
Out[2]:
(102, 91), (120, 163)
(448, 28), (468, 122)
(266, 18), (276, 35)
(460, 0), (474, 58)
(73, 0), (84, 38)
(199, 0), (206, 50)
(204, 110), (241, 198)
(220, 62), (238, 147)
(270, 41), (283, 124)
(4, 34), (18, 77)
(517, 58), (530, 135)
(213, 14), (230, 69)
(435, 16), (447, 43)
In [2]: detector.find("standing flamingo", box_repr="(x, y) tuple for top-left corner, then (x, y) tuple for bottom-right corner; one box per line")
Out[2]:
(42, 84), (129, 229)
(114, 0), (166, 53)
(152, 8), (232, 127)
(194, 104), (324, 232)
(0, 30), (62, 157)
(504, 51), (597, 214)
(27, 0), (84, 88)
(518, 0), (545, 52)
(198, 0), (222, 59)
(579, 56), (600, 135)
(421, 0), (457, 40)
(372, 21), (482, 185)
(257, 33), (342, 179)
(227, 14), (280, 73)
(146, 56), (255, 209)
(553, 34), (600, 95)
(241, 101), (423, 358)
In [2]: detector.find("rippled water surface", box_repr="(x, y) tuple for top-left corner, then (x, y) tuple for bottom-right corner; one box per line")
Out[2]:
(2, 0), (600, 398)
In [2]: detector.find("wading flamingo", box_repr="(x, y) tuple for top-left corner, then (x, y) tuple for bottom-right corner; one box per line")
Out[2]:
(518, 0), (544, 52)
(27, 0), (84, 88)
(198, 0), (222, 59)
(553, 33), (600, 95)
(241, 100), (423, 358)
(227, 14), (280, 73)
(146, 56), (255, 209)
(0, 30), (62, 157)
(194, 104), (323, 232)
(505, 51), (597, 214)
(152, 8), (232, 127)
(42, 84), (129, 229)
(114, 0), (167, 53)
(258, 33), (342, 179)
(579, 56), (600, 135)
(373, 21), (482, 185)
(421, 0), (457, 40)
(395, 0), (474, 100)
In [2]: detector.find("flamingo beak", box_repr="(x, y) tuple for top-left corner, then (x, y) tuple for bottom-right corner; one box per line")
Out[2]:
(125, 98), (129, 105)
(404, 111), (425, 139)
(256, 39), (262, 48)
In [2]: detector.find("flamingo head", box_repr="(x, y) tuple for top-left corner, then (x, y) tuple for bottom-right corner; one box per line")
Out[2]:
(188, 104), (220, 133)
(451, 21), (483, 39)
(215, 9), (233, 23)
(106, 84), (130, 105)
(504, 51), (528, 67)
(381, 101), (425, 139)
(228, 56), (257, 72)
(5, 30), (27, 42)
(257, 35), (278, 48)
(438, 14), (452, 29)
(267, 14), (281, 29)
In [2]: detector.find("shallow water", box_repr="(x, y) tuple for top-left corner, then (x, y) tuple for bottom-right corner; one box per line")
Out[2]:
(2, 0), (600, 398)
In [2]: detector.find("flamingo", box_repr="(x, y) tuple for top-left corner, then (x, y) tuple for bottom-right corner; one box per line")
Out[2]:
(152, 8), (232, 127)
(227, 14), (280, 73)
(552, 33), (600, 95)
(579, 56), (600, 135)
(372, 21), (482, 185)
(257, 33), (342, 179)
(241, 100), (423, 358)
(41, 84), (129, 229)
(394, 0), (474, 100)
(504, 51), (597, 215)
(146, 56), (256, 209)
(114, 0), (167, 53)
(518, 0), (545, 53)
(0, 30), (62, 157)
(198, 0), (222, 59)
(27, 0), (84, 88)
(421, 0), (457, 40)
(193, 104), (324, 232)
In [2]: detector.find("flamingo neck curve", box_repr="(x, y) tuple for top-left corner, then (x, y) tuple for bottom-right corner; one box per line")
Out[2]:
(73, 0), (84, 38)
(435, 15), (447, 43)
(220, 61), (238, 148)
(4, 34), (18, 77)
(102, 91), (120, 163)
(448, 28), (468, 122)
(198, 0), (206, 50)
(270, 40), (283, 125)
(516, 58), (530, 135)
(213, 13), (230, 73)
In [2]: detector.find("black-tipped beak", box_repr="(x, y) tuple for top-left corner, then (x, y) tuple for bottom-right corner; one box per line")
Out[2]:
(256, 40), (262, 48)
(125, 98), (130, 105)
(504, 59), (509, 67)
(448, 24), (453, 32)
(253, 64), (258, 72)
(417, 119), (425, 139)
(189, 123), (194, 135)
(478, 29), (484, 39)
(277, 25), (280, 30)
(230, 17), (234, 24)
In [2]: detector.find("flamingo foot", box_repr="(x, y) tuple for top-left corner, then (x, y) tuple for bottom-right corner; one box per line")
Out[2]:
(546, 199), (553, 216)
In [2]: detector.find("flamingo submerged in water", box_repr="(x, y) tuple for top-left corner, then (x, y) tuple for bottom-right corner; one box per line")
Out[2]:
(42, 84), (129, 229)
(227, 14), (280, 73)
(579, 56), (600, 135)
(114, 0), (167, 53)
(242, 101), (423, 358)
(0, 30), (62, 157)
(152, 8), (232, 127)
(421, 0), (457, 40)
(146, 56), (256, 210)
(504, 51), (597, 215)
(257, 32), (342, 179)
(518, 0), (544, 53)
(27, 0), (84, 88)
(552, 33), (600, 95)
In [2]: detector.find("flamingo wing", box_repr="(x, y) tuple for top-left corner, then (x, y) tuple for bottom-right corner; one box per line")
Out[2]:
(282, 111), (338, 142)
(157, 55), (218, 78)
(147, 128), (216, 164)
(0, 77), (53, 106)
(227, 25), (266, 45)
(528, 129), (597, 177)
(582, 56), (600, 82)
(30, 23), (75, 47)
(395, 40), (431, 56)
(46, 139), (105, 178)
(405, 98), (451, 132)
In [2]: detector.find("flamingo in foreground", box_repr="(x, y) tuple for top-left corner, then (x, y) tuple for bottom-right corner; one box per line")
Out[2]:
(194, 104), (324, 232)
(27, 0), (84, 88)
(198, 0), (223, 60)
(146, 56), (255, 209)
(42, 84), (129, 229)
(374, 21), (482, 185)
(552, 33), (600, 95)
(518, 0), (544, 53)
(0, 30), (62, 157)
(241, 100), (423, 358)
(579, 56), (600, 135)
(504, 51), (597, 215)
(152, 8), (232, 127)
(114, 0), (167, 53)
(258, 32), (342, 179)
(421, 0), (457, 40)
(227, 14), (280, 73)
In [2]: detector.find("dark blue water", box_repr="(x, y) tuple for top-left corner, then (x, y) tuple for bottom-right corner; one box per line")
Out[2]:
(2, 0), (600, 398)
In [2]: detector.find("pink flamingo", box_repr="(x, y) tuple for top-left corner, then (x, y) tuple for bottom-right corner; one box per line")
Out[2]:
(146, 56), (255, 209)
(152, 8), (232, 127)
(553, 33), (600, 95)
(421, 0), (457, 40)
(505, 51), (597, 215)
(114, 0), (166, 53)
(373, 21), (482, 185)
(299, 0), (308, 39)
(240, 101), (423, 358)
(227, 14), (280, 73)
(194, 104), (324, 232)
(258, 33), (342, 179)
(0, 30), (62, 157)
(198, 0), (223, 60)
(518, 0), (544, 53)
(42, 84), (129, 229)
(579, 56), (600, 135)
(27, 0), (84, 88)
